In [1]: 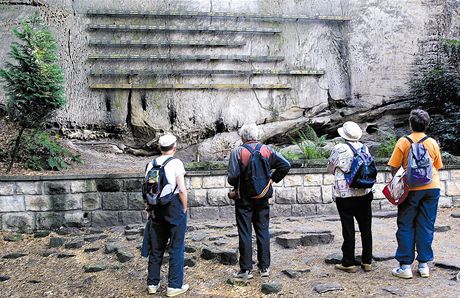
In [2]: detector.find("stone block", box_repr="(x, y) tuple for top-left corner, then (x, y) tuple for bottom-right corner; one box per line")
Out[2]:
(292, 204), (316, 217)
(438, 197), (452, 208)
(284, 175), (303, 187)
(207, 189), (231, 206)
(35, 212), (66, 230)
(16, 182), (42, 195)
(190, 177), (202, 189)
(276, 234), (303, 248)
(91, 211), (119, 227)
(96, 179), (121, 192)
(323, 174), (334, 185)
(2, 213), (34, 232)
(101, 192), (128, 210)
(0, 196), (25, 211)
(0, 182), (15, 195)
(188, 189), (207, 207)
(297, 187), (321, 204)
(82, 193), (101, 211)
(219, 206), (235, 219)
(202, 176), (226, 188)
(44, 182), (69, 195)
(451, 170), (460, 180)
(373, 184), (386, 200)
(438, 170), (449, 181)
(380, 199), (396, 211)
(119, 211), (143, 225)
(271, 204), (292, 217)
(128, 192), (144, 210)
(440, 181), (446, 196)
(304, 174), (322, 186)
(64, 212), (85, 228)
(446, 182), (460, 196)
(316, 203), (338, 215)
(376, 172), (386, 183)
(25, 194), (82, 211)
(122, 179), (143, 192)
(301, 232), (334, 246)
(371, 200), (381, 211)
(321, 186), (333, 203)
(275, 188), (296, 204)
(453, 197), (460, 208)
(189, 207), (219, 220)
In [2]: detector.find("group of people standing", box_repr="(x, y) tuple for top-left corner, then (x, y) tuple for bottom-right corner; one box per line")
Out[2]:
(141, 108), (443, 296)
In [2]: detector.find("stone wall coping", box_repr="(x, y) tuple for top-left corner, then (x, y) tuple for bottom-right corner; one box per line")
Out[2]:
(0, 164), (459, 182)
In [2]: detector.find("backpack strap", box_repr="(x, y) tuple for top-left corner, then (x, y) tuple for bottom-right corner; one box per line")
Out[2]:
(345, 141), (358, 155)
(405, 135), (429, 144)
(242, 143), (262, 155)
(160, 156), (175, 168)
(418, 135), (429, 143)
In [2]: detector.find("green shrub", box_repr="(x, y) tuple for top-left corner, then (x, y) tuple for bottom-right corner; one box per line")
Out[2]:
(280, 150), (302, 161)
(289, 125), (329, 160)
(375, 129), (397, 158)
(18, 131), (81, 171)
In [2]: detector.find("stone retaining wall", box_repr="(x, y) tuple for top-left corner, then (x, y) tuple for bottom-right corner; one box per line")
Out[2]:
(1, 167), (459, 231)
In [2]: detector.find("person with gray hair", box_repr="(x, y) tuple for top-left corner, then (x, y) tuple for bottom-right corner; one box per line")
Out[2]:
(227, 123), (291, 279)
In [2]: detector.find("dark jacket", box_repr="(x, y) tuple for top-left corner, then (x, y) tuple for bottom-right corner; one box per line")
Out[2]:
(227, 141), (291, 200)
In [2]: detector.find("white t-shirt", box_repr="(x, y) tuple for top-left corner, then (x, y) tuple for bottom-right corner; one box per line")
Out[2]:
(145, 155), (186, 195)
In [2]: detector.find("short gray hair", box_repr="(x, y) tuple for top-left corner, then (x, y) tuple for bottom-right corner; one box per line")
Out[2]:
(238, 123), (259, 142)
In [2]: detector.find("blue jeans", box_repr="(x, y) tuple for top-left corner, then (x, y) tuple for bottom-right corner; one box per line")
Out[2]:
(395, 189), (440, 265)
(147, 198), (187, 288)
(235, 198), (270, 271)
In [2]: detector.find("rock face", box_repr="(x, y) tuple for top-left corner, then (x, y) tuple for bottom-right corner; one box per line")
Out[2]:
(0, 0), (457, 158)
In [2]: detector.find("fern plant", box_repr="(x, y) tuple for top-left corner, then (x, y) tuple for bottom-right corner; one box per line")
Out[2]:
(289, 125), (329, 160)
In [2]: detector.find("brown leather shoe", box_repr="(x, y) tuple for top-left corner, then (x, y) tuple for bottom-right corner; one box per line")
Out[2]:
(361, 263), (373, 272)
(335, 264), (358, 273)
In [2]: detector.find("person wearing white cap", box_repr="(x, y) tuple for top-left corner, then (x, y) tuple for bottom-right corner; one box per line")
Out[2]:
(142, 134), (189, 297)
(327, 121), (374, 273)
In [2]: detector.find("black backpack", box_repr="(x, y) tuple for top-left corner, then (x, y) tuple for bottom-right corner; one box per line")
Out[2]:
(142, 157), (177, 206)
(241, 143), (272, 199)
(343, 142), (377, 189)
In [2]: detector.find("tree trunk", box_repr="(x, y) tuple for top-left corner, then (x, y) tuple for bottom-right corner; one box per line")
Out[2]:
(6, 127), (25, 173)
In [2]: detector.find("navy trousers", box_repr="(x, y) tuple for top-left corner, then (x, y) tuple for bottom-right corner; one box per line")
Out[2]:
(335, 192), (373, 267)
(147, 197), (187, 288)
(396, 189), (440, 265)
(235, 198), (270, 271)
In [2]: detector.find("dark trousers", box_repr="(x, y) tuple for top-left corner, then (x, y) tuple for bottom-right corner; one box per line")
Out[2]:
(147, 198), (187, 288)
(396, 189), (440, 265)
(335, 192), (373, 266)
(235, 198), (270, 271)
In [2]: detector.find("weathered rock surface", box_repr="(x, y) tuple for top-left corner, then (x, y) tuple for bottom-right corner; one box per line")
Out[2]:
(261, 282), (283, 294)
(83, 263), (108, 273)
(383, 286), (404, 296)
(64, 239), (84, 249)
(3, 234), (22, 242)
(57, 253), (76, 258)
(282, 268), (311, 278)
(434, 225), (451, 232)
(116, 249), (134, 263)
(34, 231), (50, 238)
(314, 283), (344, 294)
(0, 276), (10, 282)
(2, 252), (28, 259)
(49, 237), (65, 248)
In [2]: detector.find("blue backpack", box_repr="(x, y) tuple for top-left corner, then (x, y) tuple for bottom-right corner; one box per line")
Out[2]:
(344, 142), (377, 189)
(142, 157), (177, 206)
(241, 144), (273, 199)
(405, 136), (433, 187)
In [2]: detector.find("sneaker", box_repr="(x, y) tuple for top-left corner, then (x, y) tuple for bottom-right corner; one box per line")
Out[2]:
(259, 268), (270, 277)
(361, 263), (373, 272)
(418, 265), (429, 278)
(335, 264), (358, 273)
(166, 284), (189, 297)
(147, 283), (160, 294)
(233, 270), (253, 279)
(392, 267), (413, 279)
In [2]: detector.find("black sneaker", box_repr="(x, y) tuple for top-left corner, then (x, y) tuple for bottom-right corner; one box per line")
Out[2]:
(259, 268), (270, 277)
(233, 270), (253, 279)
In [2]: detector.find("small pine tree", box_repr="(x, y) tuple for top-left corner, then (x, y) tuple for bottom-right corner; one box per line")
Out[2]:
(0, 12), (65, 173)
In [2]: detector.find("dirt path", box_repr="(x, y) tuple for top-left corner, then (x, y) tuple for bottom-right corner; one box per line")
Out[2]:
(1, 209), (459, 297)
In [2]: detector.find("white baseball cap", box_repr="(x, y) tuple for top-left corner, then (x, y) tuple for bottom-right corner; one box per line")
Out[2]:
(159, 134), (177, 147)
(337, 121), (363, 141)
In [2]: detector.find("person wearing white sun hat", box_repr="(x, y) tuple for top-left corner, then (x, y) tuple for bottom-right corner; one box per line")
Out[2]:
(327, 121), (374, 273)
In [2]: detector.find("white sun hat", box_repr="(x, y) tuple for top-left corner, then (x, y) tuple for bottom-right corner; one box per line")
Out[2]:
(159, 134), (177, 147)
(337, 121), (363, 141)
